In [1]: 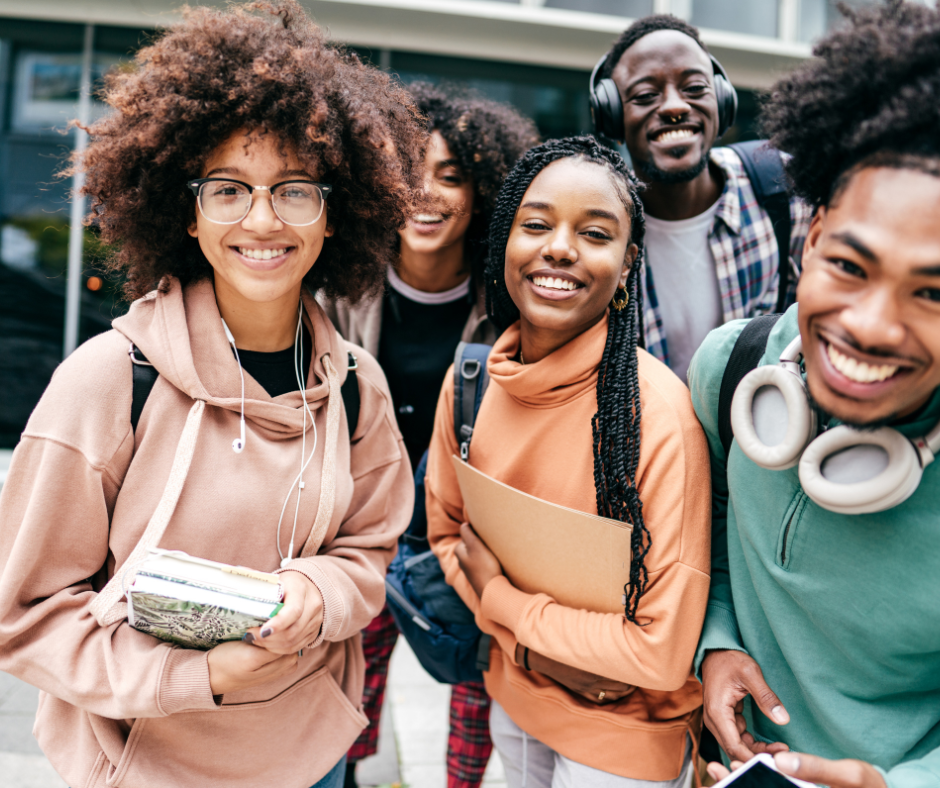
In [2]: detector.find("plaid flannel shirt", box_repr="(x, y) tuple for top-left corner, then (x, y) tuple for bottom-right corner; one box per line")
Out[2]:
(641, 146), (813, 367)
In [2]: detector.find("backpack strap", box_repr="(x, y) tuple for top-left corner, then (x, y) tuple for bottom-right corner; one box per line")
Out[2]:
(129, 344), (159, 433)
(340, 352), (360, 441)
(453, 342), (492, 461)
(728, 141), (793, 314)
(717, 314), (782, 457)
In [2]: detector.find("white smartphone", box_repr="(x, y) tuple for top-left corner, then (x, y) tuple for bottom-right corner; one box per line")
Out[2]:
(710, 754), (818, 788)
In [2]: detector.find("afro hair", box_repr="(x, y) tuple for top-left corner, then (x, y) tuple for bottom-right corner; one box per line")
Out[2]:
(762, 0), (940, 208)
(600, 14), (707, 80)
(76, 0), (426, 302)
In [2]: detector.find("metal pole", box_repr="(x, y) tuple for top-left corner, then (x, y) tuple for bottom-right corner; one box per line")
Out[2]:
(63, 23), (94, 358)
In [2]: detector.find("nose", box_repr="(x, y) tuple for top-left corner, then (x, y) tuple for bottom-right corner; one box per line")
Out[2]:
(838, 286), (906, 353)
(240, 190), (284, 233)
(542, 225), (578, 265)
(658, 84), (692, 123)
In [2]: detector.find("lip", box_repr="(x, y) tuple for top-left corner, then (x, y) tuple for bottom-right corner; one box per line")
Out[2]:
(815, 333), (915, 402)
(231, 245), (294, 272)
(408, 215), (449, 236)
(525, 269), (585, 302)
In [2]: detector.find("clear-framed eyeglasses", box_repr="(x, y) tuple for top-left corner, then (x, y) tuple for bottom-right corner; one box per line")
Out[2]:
(186, 178), (333, 227)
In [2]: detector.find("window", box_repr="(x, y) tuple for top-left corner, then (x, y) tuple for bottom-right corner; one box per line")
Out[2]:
(543, 0), (654, 17)
(692, 0), (779, 37)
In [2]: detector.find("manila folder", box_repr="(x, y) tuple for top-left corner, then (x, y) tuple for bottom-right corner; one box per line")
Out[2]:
(452, 456), (632, 615)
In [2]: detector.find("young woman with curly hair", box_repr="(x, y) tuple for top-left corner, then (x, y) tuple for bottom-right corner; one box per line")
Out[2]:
(321, 81), (538, 788)
(425, 137), (711, 787)
(0, 3), (424, 787)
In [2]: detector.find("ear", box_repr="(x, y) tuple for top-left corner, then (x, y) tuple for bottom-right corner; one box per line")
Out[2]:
(620, 242), (639, 288)
(187, 221), (198, 239)
(803, 206), (826, 260)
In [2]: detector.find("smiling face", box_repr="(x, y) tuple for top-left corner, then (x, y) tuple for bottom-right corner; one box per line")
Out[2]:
(187, 129), (332, 309)
(504, 158), (637, 347)
(798, 167), (940, 426)
(399, 131), (475, 257)
(611, 30), (719, 182)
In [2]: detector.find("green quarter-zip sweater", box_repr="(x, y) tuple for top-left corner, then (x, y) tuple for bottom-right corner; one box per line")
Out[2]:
(688, 304), (940, 788)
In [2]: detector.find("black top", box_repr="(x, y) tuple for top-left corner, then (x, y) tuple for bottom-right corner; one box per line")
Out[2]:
(378, 287), (473, 468)
(238, 329), (314, 398)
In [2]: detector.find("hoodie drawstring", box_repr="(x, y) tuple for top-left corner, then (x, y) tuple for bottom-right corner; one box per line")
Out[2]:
(91, 399), (207, 627)
(300, 353), (340, 559)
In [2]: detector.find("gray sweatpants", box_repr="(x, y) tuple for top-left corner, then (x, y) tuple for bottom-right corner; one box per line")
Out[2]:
(489, 701), (694, 788)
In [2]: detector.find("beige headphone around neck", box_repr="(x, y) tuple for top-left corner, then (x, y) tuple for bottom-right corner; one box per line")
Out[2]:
(729, 336), (940, 514)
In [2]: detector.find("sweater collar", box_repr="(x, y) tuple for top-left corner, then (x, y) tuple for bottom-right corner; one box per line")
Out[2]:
(487, 314), (608, 408)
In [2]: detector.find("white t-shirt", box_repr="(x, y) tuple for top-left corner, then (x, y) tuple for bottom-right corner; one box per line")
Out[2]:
(643, 201), (722, 382)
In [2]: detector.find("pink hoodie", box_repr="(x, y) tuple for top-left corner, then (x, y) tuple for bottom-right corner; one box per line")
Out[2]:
(0, 278), (413, 788)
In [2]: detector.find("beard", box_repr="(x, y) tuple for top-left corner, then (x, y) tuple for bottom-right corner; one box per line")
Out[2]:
(805, 388), (900, 432)
(636, 147), (710, 184)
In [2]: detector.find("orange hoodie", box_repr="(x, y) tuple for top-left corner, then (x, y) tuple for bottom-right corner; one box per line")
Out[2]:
(0, 278), (413, 788)
(426, 315), (711, 781)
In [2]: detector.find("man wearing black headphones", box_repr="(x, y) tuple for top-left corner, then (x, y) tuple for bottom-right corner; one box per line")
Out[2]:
(591, 15), (811, 381)
(687, 3), (940, 787)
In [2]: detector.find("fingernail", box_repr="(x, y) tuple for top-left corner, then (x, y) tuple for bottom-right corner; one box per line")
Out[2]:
(242, 633), (255, 644)
(260, 626), (273, 639)
(771, 705), (790, 724)
(776, 753), (799, 773)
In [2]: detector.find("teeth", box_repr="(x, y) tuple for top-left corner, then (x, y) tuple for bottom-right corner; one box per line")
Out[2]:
(656, 128), (695, 143)
(532, 276), (578, 291)
(826, 343), (899, 383)
(414, 213), (444, 223)
(239, 247), (287, 260)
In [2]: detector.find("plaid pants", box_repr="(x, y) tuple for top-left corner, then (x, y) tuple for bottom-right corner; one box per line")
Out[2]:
(348, 604), (493, 788)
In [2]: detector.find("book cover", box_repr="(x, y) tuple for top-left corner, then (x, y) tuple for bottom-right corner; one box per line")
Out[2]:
(127, 551), (284, 650)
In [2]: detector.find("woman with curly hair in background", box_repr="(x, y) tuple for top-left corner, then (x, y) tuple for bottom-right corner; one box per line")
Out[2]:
(0, 3), (424, 787)
(321, 81), (538, 788)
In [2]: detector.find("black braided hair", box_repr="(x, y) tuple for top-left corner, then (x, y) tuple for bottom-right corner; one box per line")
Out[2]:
(484, 136), (651, 623)
(600, 14), (707, 80)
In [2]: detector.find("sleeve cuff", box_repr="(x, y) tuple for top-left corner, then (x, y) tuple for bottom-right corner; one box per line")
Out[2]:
(277, 561), (333, 647)
(480, 575), (533, 634)
(158, 648), (219, 715)
(694, 603), (748, 681)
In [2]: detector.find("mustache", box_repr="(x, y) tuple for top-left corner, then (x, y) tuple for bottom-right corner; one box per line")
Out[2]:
(824, 330), (920, 366)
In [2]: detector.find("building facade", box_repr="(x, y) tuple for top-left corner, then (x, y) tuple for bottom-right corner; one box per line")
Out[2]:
(0, 0), (891, 446)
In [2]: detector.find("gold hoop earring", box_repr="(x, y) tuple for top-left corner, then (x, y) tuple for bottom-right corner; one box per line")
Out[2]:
(611, 286), (629, 311)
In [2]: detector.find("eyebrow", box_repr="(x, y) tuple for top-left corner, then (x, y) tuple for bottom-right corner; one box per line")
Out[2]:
(435, 158), (462, 170)
(520, 201), (621, 223)
(831, 231), (877, 262)
(832, 231), (940, 275)
(204, 166), (314, 180)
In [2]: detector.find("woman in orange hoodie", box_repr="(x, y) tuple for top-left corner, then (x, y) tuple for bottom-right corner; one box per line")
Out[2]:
(0, 3), (422, 787)
(425, 136), (712, 787)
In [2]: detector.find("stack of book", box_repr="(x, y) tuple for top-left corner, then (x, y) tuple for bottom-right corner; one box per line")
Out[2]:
(127, 549), (284, 650)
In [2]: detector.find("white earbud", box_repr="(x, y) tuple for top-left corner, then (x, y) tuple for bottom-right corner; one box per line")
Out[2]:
(730, 334), (940, 514)
(221, 318), (247, 454)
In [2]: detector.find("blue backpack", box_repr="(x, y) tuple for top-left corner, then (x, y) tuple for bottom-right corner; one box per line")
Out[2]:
(384, 342), (492, 685)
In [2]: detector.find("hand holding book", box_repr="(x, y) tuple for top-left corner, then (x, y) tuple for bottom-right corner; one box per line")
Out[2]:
(244, 571), (325, 656)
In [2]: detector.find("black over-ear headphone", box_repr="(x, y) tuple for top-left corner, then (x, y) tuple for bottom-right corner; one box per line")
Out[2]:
(590, 50), (738, 143)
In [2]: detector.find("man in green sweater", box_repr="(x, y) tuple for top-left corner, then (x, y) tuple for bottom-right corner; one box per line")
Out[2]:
(688, 4), (940, 788)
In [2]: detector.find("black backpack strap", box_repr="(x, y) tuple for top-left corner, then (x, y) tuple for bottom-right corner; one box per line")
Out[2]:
(453, 342), (492, 461)
(129, 343), (159, 433)
(728, 141), (793, 314)
(340, 352), (360, 441)
(716, 314), (782, 457)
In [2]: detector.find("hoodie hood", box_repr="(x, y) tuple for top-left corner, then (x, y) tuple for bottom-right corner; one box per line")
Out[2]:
(113, 277), (349, 440)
